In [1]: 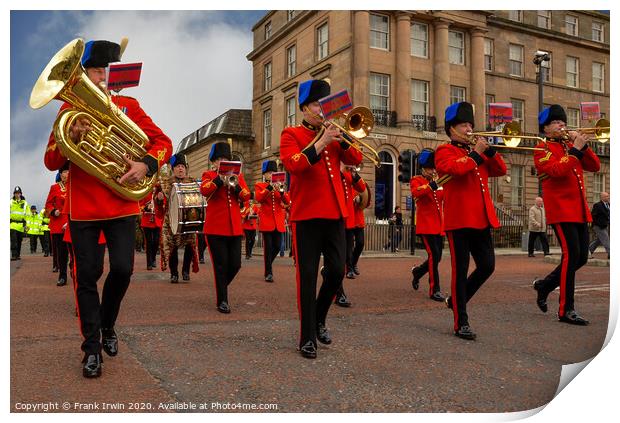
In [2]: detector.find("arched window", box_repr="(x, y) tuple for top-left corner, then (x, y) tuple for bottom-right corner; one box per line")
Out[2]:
(374, 150), (395, 219)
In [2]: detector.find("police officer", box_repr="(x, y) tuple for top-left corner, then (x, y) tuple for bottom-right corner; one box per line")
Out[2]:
(43, 39), (172, 377)
(10, 186), (28, 261)
(532, 104), (600, 325)
(280, 79), (362, 358)
(410, 148), (446, 302)
(45, 163), (70, 285)
(26, 205), (43, 254)
(435, 102), (507, 341)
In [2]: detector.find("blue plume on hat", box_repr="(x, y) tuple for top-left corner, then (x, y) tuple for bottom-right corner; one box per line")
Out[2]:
(55, 172), (61, 183)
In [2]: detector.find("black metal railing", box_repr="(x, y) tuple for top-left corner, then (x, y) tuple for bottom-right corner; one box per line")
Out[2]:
(411, 115), (437, 132)
(372, 109), (397, 127)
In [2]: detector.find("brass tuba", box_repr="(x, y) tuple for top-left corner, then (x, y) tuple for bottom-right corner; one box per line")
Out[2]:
(30, 38), (153, 201)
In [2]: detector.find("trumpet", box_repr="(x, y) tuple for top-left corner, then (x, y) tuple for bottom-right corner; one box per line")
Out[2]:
(559, 118), (610, 143)
(460, 122), (546, 152)
(221, 174), (239, 188)
(271, 182), (286, 193)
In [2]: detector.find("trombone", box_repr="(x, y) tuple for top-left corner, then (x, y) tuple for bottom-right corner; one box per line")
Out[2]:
(462, 122), (546, 152)
(561, 118), (610, 143)
(306, 106), (382, 168)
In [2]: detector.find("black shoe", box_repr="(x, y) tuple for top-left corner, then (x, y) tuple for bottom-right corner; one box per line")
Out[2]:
(454, 325), (476, 340)
(544, 253), (551, 256)
(352, 265), (360, 276)
(101, 328), (118, 357)
(265, 274), (274, 283)
(17, 257), (21, 260)
(182, 272), (190, 281)
(170, 274), (179, 284)
(317, 323), (332, 345)
(299, 341), (317, 359)
(335, 294), (351, 308)
(445, 296), (453, 310)
(52, 267), (58, 273)
(199, 259), (205, 264)
(11, 257), (18, 261)
(411, 267), (420, 290)
(82, 353), (103, 378)
(147, 265), (153, 270)
(44, 253), (49, 257)
(430, 292), (446, 302)
(345, 270), (356, 279)
(532, 279), (548, 313)
(559, 310), (589, 326)
(528, 254), (535, 257)
(217, 301), (231, 314)
(56, 278), (67, 287)
(245, 256), (251, 260)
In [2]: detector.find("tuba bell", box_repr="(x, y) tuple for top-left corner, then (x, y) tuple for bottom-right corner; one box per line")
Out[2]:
(30, 38), (154, 201)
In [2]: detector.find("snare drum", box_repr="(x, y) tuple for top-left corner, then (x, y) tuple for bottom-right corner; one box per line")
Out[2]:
(169, 182), (206, 235)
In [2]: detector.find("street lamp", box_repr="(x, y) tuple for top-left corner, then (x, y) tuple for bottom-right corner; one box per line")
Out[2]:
(533, 51), (550, 196)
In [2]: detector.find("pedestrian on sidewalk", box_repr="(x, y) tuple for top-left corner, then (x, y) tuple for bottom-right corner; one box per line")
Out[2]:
(383, 206), (403, 252)
(588, 192), (610, 259)
(527, 197), (550, 257)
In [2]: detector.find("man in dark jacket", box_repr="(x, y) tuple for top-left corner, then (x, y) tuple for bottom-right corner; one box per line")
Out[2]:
(588, 192), (610, 259)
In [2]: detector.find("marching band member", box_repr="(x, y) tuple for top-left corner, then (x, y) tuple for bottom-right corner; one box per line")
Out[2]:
(532, 105), (600, 325)
(44, 163), (70, 285)
(140, 186), (164, 271)
(255, 160), (290, 282)
(43, 39), (172, 377)
(280, 79), (362, 359)
(349, 179), (368, 277)
(241, 196), (259, 259)
(410, 148), (446, 302)
(200, 142), (251, 313)
(158, 154), (200, 282)
(435, 102), (507, 341)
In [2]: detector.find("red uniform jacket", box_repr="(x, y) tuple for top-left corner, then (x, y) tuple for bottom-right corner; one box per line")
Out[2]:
(255, 182), (290, 232)
(435, 143), (507, 231)
(241, 202), (259, 231)
(43, 96), (172, 221)
(410, 175), (444, 235)
(534, 140), (600, 224)
(342, 171), (367, 230)
(44, 182), (68, 234)
(280, 125), (363, 222)
(200, 170), (251, 236)
(139, 191), (164, 228)
(354, 182), (368, 228)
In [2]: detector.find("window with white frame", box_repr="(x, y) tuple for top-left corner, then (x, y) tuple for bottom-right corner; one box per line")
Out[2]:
(411, 80), (429, 116)
(484, 38), (494, 71)
(541, 53), (551, 82)
(263, 62), (272, 91)
(592, 62), (604, 92)
(565, 15), (578, 36)
(593, 173), (605, 197)
(370, 14), (389, 50)
(263, 109), (272, 149)
(286, 45), (296, 78)
(287, 11), (296, 22)
(592, 22), (604, 42)
(511, 98), (524, 125)
(510, 165), (525, 207)
(485, 94), (495, 127)
(448, 30), (465, 65)
(567, 108), (580, 127)
(370, 73), (390, 111)
(537, 11), (551, 29)
(566, 56), (579, 88)
(286, 97), (296, 127)
(317, 23), (329, 60)
(450, 86), (466, 104)
(509, 44), (523, 77)
(264, 22), (272, 40)
(508, 11), (522, 22)
(410, 22), (428, 58)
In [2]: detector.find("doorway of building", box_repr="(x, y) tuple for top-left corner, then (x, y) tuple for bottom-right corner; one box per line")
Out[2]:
(374, 151), (395, 220)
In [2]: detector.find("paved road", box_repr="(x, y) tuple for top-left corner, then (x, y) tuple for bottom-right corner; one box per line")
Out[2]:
(10, 249), (609, 412)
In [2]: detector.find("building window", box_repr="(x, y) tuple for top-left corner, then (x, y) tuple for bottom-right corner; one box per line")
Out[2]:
(567, 108), (580, 127)
(511, 98), (524, 126)
(286, 97), (296, 127)
(317, 23), (329, 60)
(263, 109), (272, 149)
(450, 86), (466, 104)
(287, 11), (296, 22)
(510, 165), (525, 207)
(286, 45), (296, 78)
(593, 173), (605, 198)
(484, 38), (494, 71)
(508, 11), (522, 22)
(540, 53), (551, 82)
(448, 30), (465, 65)
(537, 11), (551, 29)
(370, 13), (389, 50)
(264, 22), (272, 40)
(370, 73), (390, 111)
(410, 22), (428, 58)
(263, 62), (272, 91)
(565, 15), (578, 37)
(566, 56), (579, 88)
(592, 22), (604, 42)
(592, 62), (604, 92)
(411, 80), (429, 116)
(509, 44), (523, 77)
(374, 151), (395, 220)
(485, 94), (495, 128)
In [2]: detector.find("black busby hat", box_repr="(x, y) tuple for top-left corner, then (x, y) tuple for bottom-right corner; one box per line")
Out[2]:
(59, 161), (70, 173)
(262, 160), (278, 174)
(444, 102), (475, 136)
(418, 148), (435, 169)
(81, 40), (121, 68)
(298, 79), (331, 110)
(209, 142), (232, 162)
(538, 104), (567, 133)
(170, 153), (188, 169)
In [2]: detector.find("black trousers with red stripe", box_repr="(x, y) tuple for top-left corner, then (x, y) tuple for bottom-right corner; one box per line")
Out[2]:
(244, 229), (256, 258)
(536, 222), (589, 317)
(446, 227), (495, 331)
(262, 230), (282, 277)
(292, 218), (346, 348)
(51, 233), (69, 281)
(69, 217), (135, 355)
(350, 227), (365, 268)
(412, 234), (444, 296)
(206, 235), (242, 305)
